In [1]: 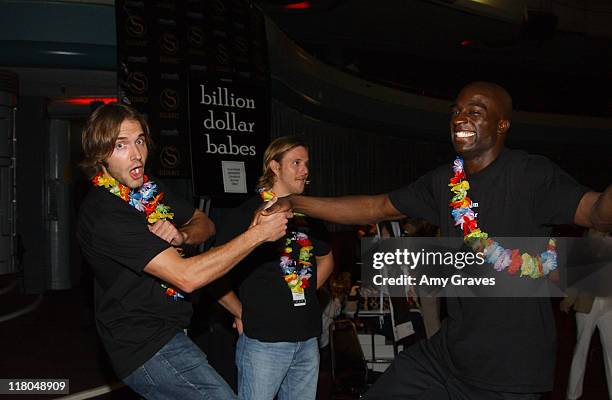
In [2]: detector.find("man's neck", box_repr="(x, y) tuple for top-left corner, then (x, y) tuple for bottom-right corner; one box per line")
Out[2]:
(100, 167), (119, 184)
(270, 184), (289, 198)
(463, 148), (504, 175)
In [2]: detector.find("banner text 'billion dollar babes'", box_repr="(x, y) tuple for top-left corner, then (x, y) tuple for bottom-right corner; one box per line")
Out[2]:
(200, 84), (257, 156)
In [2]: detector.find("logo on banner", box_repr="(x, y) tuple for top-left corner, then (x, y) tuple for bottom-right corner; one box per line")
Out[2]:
(160, 88), (179, 111)
(235, 36), (248, 57)
(232, 1), (248, 16)
(124, 0), (144, 8)
(160, 32), (179, 55)
(216, 44), (230, 66)
(212, 0), (226, 17)
(126, 15), (147, 38)
(156, 2), (175, 11)
(161, 72), (179, 81)
(188, 26), (204, 47)
(186, 10), (204, 21)
(126, 72), (148, 95)
(160, 146), (181, 170)
(126, 55), (148, 64)
(157, 16), (177, 26)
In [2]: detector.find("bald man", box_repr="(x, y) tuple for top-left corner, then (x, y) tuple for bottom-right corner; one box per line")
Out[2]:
(269, 82), (611, 399)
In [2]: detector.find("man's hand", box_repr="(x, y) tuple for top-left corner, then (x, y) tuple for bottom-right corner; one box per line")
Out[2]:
(233, 317), (244, 334)
(261, 196), (293, 216)
(178, 209), (215, 245)
(575, 186), (612, 231)
(148, 220), (186, 246)
(250, 211), (291, 242)
(559, 298), (573, 314)
(250, 197), (278, 228)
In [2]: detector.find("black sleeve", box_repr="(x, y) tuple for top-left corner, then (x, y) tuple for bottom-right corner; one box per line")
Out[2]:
(215, 197), (259, 246)
(388, 168), (441, 225)
(527, 156), (590, 226)
(313, 238), (331, 257)
(93, 205), (171, 275)
(306, 217), (331, 257)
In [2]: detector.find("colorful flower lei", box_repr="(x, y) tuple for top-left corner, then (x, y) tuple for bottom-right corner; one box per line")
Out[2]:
(448, 157), (557, 278)
(260, 189), (313, 294)
(92, 173), (184, 299)
(92, 173), (174, 223)
(281, 232), (314, 293)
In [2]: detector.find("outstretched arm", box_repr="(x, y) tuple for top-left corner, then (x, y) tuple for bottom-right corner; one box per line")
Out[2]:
(574, 185), (612, 231)
(144, 211), (290, 293)
(268, 194), (405, 225)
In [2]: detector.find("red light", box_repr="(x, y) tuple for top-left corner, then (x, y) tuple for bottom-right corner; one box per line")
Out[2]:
(460, 40), (472, 47)
(285, 1), (311, 10)
(61, 97), (118, 105)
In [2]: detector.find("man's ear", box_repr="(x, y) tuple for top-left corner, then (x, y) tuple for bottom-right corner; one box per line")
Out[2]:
(270, 159), (280, 176)
(497, 119), (510, 135)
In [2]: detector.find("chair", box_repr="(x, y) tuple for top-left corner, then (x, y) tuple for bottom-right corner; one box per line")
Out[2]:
(330, 319), (370, 396)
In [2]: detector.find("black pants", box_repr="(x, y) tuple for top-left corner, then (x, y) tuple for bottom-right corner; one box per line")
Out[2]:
(364, 340), (542, 400)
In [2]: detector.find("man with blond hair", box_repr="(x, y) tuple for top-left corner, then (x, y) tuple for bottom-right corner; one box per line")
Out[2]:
(215, 136), (334, 400)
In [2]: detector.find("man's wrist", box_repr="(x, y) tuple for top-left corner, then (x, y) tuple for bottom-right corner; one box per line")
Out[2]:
(171, 231), (187, 246)
(245, 223), (265, 246)
(287, 193), (301, 213)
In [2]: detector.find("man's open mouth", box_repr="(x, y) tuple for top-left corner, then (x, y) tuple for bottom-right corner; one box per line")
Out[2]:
(129, 166), (143, 179)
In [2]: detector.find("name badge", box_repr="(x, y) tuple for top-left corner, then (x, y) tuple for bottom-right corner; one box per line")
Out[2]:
(292, 291), (306, 307)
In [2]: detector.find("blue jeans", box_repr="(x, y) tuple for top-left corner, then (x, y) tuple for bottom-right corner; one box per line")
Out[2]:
(236, 334), (319, 400)
(123, 332), (236, 400)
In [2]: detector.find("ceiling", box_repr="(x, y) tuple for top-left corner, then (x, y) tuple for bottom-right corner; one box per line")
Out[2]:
(259, 0), (612, 37)
(256, 0), (612, 115)
(257, 0), (612, 67)
(4, 0), (610, 115)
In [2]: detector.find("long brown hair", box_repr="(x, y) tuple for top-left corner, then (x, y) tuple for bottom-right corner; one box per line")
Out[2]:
(79, 103), (152, 178)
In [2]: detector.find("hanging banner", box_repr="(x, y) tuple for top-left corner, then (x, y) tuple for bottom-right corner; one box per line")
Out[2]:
(186, 0), (270, 202)
(188, 78), (268, 202)
(116, 0), (269, 186)
(116, 0), (189, 178)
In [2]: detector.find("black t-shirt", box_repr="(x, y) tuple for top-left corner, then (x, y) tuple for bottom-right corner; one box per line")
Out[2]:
(216, 196), (331, 342)
(77, 180), (195, 379)
(389, 149), (589, 392)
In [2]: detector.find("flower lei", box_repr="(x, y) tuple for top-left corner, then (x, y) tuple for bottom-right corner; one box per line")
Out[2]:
(92, 173), (174, 223)
(92, 173), (184, 299)
(259, 189), (313, 294)
(448, 157), (557, 278)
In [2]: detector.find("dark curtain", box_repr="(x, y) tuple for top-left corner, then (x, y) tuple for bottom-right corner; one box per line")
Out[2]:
(270, 99), (453, 198)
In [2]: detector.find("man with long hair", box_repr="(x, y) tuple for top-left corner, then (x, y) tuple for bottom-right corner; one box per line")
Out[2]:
(77, 103), (290, 399)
